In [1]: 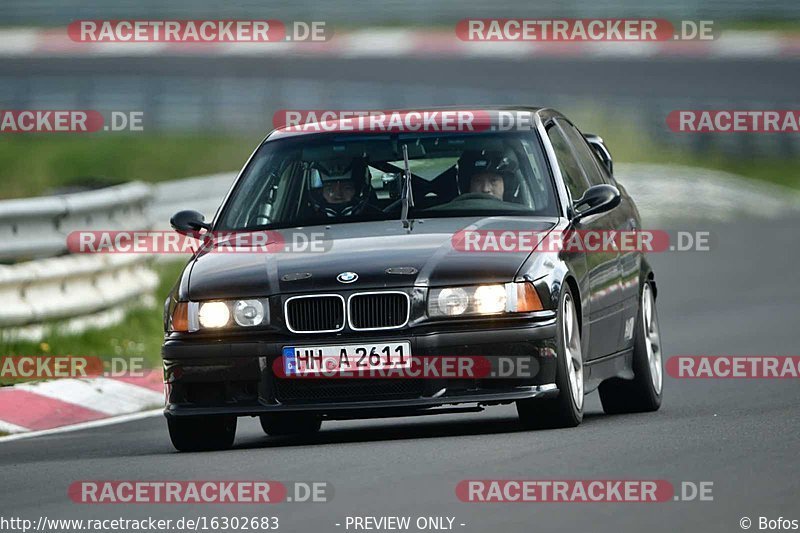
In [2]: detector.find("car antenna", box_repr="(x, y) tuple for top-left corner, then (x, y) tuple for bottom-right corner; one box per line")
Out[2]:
(400, 143), (414, 229)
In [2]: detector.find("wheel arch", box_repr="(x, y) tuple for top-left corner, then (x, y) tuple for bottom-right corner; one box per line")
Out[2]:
(641, 257), (657, 299)
(562, 274), (583, 335)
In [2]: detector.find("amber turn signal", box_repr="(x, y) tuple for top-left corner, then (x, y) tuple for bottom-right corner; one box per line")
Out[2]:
(516, 283), (544, 312)
(170, 302), (189, 332)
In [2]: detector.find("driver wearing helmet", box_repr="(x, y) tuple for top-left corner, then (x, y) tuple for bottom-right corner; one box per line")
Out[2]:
(308, 157), (372, 218)
(457, 150), (518, 201)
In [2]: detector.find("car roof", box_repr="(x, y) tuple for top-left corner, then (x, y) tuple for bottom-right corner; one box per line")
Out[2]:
(264, 106), (561, 142)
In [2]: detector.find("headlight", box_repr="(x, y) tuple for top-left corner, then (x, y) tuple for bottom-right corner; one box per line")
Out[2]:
(437, 287), (469, 316)
(428, 283), (543, 318)
(234, 299), (265, 327)
(198, 301), (231, 328)
(171, 299), (270, 332)
(474, 285), (507, 314)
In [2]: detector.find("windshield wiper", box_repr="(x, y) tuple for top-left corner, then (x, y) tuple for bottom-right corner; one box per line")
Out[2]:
(400, 143), (415, 229)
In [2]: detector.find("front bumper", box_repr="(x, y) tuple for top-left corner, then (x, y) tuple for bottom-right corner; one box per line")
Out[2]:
(162, 318), (559, 419)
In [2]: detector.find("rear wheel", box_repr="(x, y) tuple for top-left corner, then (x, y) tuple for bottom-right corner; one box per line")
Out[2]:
(167, 416), (237, 452)
(599, 281), (663, 414)
(260, 414), (322, 436)
(517, 285), (583, 429)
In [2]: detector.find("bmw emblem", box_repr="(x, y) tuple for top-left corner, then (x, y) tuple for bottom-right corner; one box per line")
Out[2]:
(337, 271), (358, 283)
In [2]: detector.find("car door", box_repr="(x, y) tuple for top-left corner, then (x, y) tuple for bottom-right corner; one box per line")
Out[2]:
(547, 119), (624, 360)
(560, 121), (641, 354)
(581, 135), (642, 353)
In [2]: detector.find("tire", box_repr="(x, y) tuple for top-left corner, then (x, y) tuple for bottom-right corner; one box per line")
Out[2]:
(517, 284), (583, 429)
(260, 414), (322, 436)
(167, 416), (237, 452)
(599, 281), (663, 414)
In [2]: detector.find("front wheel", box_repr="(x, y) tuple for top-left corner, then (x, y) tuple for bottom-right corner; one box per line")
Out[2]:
(517, 284), (583, 429)
(599, 281), (663, 414)
(167, 416), (237, 452)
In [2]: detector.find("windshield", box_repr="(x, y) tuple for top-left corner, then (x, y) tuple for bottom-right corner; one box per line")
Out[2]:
(216, 131), (559, 230)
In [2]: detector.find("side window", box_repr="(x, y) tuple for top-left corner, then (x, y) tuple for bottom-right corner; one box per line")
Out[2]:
(227, 158), (297, 228)
(547, 123), (589, 201)
(556, 119), (607, 186)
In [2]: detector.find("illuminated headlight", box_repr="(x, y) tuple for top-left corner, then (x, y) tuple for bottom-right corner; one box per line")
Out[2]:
(428, 283), (543, 318)
(234, 299), (265, 327)
(198, 301), (231, 328)
(188, 299), (269, 331)
(474, 285), (507, 314)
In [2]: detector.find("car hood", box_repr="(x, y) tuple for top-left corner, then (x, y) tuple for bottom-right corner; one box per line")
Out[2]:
(187, 216), (557, 300)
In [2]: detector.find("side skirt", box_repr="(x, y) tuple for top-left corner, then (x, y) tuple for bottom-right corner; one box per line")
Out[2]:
(582, 348), (634, 393)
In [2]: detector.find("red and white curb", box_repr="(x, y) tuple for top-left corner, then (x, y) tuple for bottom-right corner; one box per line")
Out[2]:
(0, 370), (163, 439)
(0, 28), (798, 59)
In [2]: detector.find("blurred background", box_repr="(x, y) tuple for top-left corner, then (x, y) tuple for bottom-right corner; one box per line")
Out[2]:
(0, 0), (798, 381)
(1, 0), (799, 197)
(4, 8), (800, 530)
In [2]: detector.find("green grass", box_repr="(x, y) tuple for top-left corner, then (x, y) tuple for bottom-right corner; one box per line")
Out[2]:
(565, 107), (800, 190)
(721, 20), (800, 34)
(0, 260), (186, 385)
(619, 148), (799, 189)
(0, 135), (254, 199)
(608, 132), (799, 190)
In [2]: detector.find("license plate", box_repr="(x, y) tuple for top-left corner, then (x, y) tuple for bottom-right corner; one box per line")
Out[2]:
(283, 342), (411, 375)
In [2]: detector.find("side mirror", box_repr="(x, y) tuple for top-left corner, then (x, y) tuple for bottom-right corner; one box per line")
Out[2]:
(170, 210), (211, 235)
(583, 133), (613, 176)
(572, 184), (621, 222)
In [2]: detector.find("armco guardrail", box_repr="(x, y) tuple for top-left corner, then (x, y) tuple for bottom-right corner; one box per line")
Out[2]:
(0, 182), (156, 335)
(0, 254), (158, 328)
(0, 182), (153, 263)
(0, 173), (236, 336)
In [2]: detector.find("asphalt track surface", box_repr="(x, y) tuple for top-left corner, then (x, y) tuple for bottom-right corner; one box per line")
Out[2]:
(2, 55), (798, 103)
(2, 213), (798, 532)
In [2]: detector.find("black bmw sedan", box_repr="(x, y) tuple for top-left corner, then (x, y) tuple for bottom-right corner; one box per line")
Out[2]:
(162, 107), (663, 451)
